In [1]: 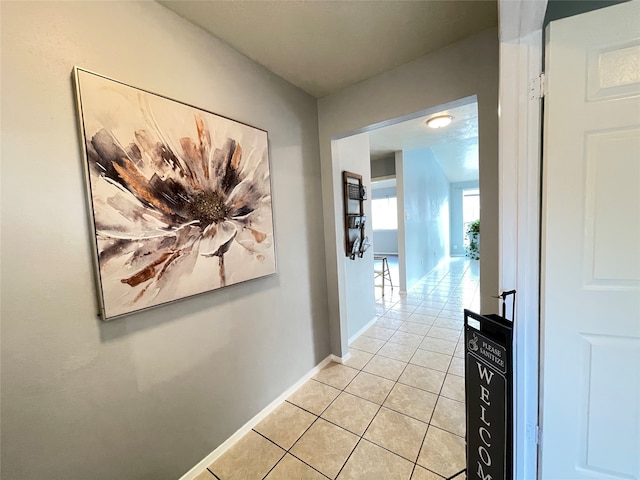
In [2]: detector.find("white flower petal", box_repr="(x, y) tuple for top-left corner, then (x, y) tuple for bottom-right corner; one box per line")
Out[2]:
(198, 221), (237, 257)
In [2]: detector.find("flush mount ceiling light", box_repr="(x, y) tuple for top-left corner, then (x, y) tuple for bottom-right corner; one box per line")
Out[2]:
(426, 115), (453, 129)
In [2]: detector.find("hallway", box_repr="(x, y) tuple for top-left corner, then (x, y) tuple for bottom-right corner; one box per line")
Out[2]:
(200, 257), (478, 480)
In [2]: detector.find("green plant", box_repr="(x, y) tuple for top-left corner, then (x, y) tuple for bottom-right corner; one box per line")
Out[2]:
(466, 219), (480, 260)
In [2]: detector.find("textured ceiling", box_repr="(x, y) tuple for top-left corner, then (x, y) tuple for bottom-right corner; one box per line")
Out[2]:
(159, 0), (498, 98)
(369, 101), (479, 183)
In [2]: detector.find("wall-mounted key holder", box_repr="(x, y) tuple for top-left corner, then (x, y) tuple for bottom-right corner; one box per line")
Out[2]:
(343, 171), (367, 260)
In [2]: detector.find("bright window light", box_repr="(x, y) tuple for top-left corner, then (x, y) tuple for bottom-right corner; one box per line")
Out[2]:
(463, 188), (480, 245)
(372, 197), (398, 230)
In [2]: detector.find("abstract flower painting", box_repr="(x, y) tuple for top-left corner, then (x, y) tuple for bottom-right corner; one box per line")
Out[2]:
(73, 68), (276, 319)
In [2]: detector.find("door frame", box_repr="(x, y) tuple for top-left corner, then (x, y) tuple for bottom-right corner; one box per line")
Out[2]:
(498, 1), (547, 478)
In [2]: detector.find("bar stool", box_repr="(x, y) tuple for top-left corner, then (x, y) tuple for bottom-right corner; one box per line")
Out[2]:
(374, 255), (393, 295)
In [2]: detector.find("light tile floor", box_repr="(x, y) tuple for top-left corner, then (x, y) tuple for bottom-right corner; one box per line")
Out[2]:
(199, 257), (478, 480)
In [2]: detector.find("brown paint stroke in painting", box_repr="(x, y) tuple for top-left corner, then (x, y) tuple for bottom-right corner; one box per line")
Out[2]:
(249, 228), (267, 243)
(156, 249), (185, 282)
(230, 142), (242, 170)
(121, 251), (172, 287)
(195, 116), (211, 180)
(112, 158), (173, 215)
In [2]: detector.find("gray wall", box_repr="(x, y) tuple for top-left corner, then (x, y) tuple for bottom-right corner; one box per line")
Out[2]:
(401, 148), (451, 289)
(371, 156), (396, 178)
(450, 180), (480, 256)
(372, 186), (399, 254)
(0, 2), (329, 479)
(318, 27), (500, 355)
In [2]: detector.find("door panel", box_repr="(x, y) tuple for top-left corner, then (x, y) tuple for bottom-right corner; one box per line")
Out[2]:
(585, 129), (640, 286)
(541, 1), (640, 479)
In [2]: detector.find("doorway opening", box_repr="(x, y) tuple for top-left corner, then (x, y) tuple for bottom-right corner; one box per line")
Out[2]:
(368, 97), (480, 297)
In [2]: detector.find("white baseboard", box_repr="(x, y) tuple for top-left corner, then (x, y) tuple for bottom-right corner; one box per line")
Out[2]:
(331, 352), (351, 364)
(178, 354), (335, 480)
(348, 316), (378, 345)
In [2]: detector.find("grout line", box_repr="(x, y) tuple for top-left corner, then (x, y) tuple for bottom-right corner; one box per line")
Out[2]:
(206, 468), (221, 480)
(333, 437), (362, 479)
(254, 422), (332, 480)
(251, 258), (476, 480)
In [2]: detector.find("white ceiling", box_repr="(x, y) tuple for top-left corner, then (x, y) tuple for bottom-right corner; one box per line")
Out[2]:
(369, 101), (479, 183)
(159, 0), (498, 98)
(159, 0), (489, 184)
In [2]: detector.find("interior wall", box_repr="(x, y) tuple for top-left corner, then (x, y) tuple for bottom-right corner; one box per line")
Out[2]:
(395, 151), (408, 293)
(450, 180), (480, 256)
(401, 148), (451, 289)
(331, 134), (377, 340)
(371, 156), (396, 178)
(318, 27), (499, 354)
(0, 2), (329, 479)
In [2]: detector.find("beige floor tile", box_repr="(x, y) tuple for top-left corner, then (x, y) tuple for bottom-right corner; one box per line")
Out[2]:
(398, 364), (445, 395)
(426, 326), (460, 342)
(375, 317), (404, 330)
(410, 349), (452, 373)
(377, 342), (417, 362)
(390, 303), (417, 313)
(383, 310), (412, 320)
(430, 396), (465, 437)
(439, 302), (463, 312)
(389, 331), (424, 348)
(313, 362), (359, 389)
(406, 293), (427, 301)
(264, 454), (326, 480)
(433, 317), (464, 330)
(417, 426), (465, 478)
(345, 371), (395, 404)
(364, 407), (428, 462)
(440, 374), (465, 403)
(419, 300), (446, 308)
(418, 337), (456, 356)
(290, 418), (358, 479)
(447, 357), (465, 377)
(397, 297), (423, 306)
(454, 342), (464, 358)
(437, 310), (464, 321)
(439, 302), (463, 311)
(350, 336), (386, 354)
(397, 322), (430, 336)
(288, 379), (341, 415)
(321, 392), (380, 436)
(413, 307), (442, 316)
(383, 383), (438, 423)
(337, 439), (414, 480)
(406, 314), (437, 325)
(193, 470), (216, 480)
(362, 355), (407, 381)
(411, 466), (445, 480)
(343, 349), (374, 370)
(254, 402), (316, 450)
(363, 325), (396, 341)
(208, 430), (285, 480)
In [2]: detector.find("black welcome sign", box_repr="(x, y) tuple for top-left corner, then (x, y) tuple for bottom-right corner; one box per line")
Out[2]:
(464, 309), (513, 480)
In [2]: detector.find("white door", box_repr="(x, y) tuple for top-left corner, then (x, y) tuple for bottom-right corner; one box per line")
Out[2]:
(541, 2), (640, 479)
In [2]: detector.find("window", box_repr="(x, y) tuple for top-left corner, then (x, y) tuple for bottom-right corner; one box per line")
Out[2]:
(463, 188), (480, 245)
(372, 197), (398, 230)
